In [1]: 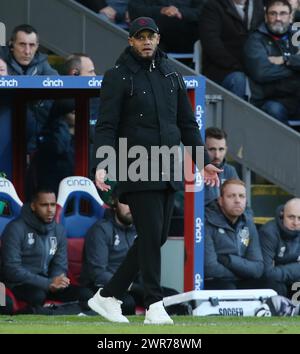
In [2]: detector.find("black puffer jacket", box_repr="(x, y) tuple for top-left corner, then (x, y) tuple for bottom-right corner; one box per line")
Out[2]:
(1, 204), (67, 290)
(93, 47), (209, 199)
(259, 205), (300, 283)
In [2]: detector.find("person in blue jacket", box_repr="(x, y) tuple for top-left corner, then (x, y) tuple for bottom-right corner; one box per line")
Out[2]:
(205, 127), (240, 205)
(0, 24), (58, 153)
(204, 179), (264, 289)
(1, 188), (92, 309)
(259, 198), (300, 298)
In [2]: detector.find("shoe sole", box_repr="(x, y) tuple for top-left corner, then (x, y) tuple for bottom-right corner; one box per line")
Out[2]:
(88, 298), (129, 323)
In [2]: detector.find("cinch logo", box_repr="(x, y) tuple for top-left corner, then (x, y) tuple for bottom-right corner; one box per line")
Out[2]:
(194, 273), (203, 290)
(195, 170), (203, 188)
(195, 105), (203, 130)
(66, 178), (92, 187)
(184, 79), (198, 88)
(0, 22), (6, 46)
(0, 77), (18, 87)
(88, 77), (102, 87)
(42, 78), (64, 87)
(195, 217), (203, 243)
(0, 179), (10, 188)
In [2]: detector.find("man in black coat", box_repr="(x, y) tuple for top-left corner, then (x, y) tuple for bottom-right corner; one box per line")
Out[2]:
(88, 16), (221, 324)
(199, 0), (264, 98)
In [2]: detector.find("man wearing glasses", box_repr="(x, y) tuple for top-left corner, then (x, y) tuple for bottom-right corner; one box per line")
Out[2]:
(244, 0), (300, 125)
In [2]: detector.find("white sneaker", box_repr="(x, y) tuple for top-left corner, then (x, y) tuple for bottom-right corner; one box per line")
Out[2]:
(88, 289), (129, 323)
(144, 300), (174, 325)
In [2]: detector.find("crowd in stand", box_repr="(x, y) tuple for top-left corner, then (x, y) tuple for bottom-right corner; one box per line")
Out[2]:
(1, 0), (300, 318)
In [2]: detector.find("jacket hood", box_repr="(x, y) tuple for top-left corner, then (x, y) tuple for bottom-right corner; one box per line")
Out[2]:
(21, 203), (55, 235)
(275, 204), (300, 239)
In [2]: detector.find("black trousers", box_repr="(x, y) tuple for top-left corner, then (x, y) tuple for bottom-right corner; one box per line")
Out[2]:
(104, 189), (175, 309)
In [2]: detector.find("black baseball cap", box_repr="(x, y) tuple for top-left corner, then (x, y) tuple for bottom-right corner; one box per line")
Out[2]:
(129, 17), (159, 38)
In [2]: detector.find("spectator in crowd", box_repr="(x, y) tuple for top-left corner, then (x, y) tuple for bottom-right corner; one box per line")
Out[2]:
(204, 179), (264, 289)
(0, 58), (7, 75)
(288, 0), (300, 21)
(78, 0), (129, 28)
(63, 52), (99, 125)
(0, 24), (57, 76)
(205, 127), (240, 205)
(199, 0), (264, 98)
(0, 24), (58, 152)
(63, 53), (100, 162)
(244, 0), (300, 124)
(259, 198), (300, 298)
(1, 189), (92, 310)
(128, 0), (206, 53)
(64, 53), (96, 76)
(89, 16), (220, 324)
(0, 58), (11, 178)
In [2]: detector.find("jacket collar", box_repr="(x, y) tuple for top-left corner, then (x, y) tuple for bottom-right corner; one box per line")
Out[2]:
(116, 46), (175, 75)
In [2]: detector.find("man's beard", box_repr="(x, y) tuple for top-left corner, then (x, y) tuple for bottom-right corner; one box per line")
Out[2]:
(116, 210), (133, 226)
(267, 22), (289, 35)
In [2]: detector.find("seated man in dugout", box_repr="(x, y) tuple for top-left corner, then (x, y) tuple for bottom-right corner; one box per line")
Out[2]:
(204, 179), (264, 290)
(259, 198), (300, 299)
(1, 188), (92, 313)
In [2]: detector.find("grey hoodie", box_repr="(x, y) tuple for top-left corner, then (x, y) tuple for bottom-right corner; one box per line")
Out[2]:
(1, 203), (67, 290)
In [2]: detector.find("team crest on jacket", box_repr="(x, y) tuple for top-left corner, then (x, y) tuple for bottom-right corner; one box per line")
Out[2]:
(238, 227), (250, 247)
(278, 246), (286, 258)
(27, 233), (35, 245)
(114, 234), (120, 246)
(49, 237), (57, 255)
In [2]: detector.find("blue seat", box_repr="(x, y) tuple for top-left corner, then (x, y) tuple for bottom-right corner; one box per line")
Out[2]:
(0, 177), (23, 237)
(56, 176), (105, 238)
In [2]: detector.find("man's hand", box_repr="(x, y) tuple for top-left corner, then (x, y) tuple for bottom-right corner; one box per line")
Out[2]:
(268, 56), (284, 65)
(161, 6), (182, 19)
(95, 169), (111, 192)
(49, 273), (70, 292)
(217, 254), (230, 267)
(100, 6), (117, 21)
(202, 164), (223, 187)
